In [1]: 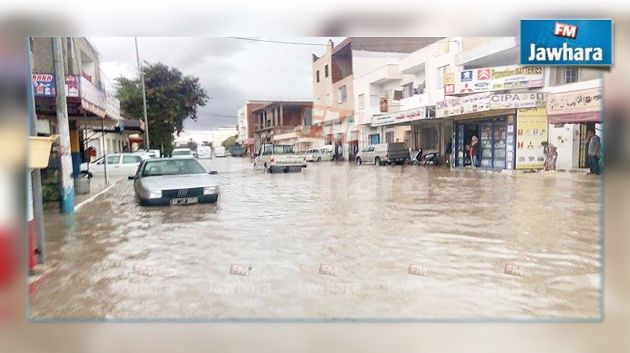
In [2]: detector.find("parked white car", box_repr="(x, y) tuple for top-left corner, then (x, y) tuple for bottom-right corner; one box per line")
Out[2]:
(81, 153), (148, 176)
(318, 145), (335, 162)
(171, 148), (195, 159)
(253, 144), (306, 173)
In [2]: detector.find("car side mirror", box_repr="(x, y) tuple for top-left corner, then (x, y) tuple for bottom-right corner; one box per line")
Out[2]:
(127, 175), (137, 180)
(209, 171), (218, 175)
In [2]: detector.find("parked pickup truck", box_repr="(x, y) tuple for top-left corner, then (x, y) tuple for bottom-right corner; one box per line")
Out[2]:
(253, 144), (306, 173)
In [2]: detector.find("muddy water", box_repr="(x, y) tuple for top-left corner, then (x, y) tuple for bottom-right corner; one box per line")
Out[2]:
(31, 158), (601, 320)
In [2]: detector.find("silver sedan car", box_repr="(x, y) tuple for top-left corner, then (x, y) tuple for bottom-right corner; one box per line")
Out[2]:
(129, 157), (219, 206)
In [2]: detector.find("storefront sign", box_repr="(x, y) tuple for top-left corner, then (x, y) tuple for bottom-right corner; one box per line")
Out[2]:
(435, 92), (491, 118)
(371, 107), (427, 127)
(444, 65), (544, 95)
(516, 107), (548, 169)
(32, 74), (56, 96)
(490, 92), (547, 110)
(546, 87), (602, 115)
(32, 74), (80, 97)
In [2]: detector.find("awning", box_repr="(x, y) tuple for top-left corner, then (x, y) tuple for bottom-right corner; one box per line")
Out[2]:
(547, 111), (602, 124)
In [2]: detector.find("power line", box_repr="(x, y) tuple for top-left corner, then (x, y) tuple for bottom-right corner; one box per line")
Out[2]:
(228, 37), (328, 46)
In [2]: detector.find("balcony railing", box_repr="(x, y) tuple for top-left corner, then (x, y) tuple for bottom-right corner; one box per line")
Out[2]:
(32, 73), (121, 120)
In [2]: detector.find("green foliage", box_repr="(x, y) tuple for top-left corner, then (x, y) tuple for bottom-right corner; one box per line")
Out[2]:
(115, 62), (208, 155)
(222, 135), (238, 149)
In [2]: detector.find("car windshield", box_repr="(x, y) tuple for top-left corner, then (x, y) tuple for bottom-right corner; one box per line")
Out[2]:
(141, 159), (206, 177)
(172, 150), (192, 156)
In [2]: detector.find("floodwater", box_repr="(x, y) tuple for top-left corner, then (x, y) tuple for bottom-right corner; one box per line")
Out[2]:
(30, 158), (602, 320)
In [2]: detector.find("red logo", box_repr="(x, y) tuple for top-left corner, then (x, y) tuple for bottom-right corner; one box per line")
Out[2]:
(477, 69), (491, 80)
(554, 22), (577, 39)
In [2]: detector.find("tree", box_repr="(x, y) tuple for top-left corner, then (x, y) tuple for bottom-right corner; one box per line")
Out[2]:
(115, 62), (208, 155)
(222, 135), (238, 149)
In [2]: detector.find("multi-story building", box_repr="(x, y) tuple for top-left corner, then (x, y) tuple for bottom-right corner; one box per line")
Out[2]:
(350, 36), (603, 171)
(237, 100), (272, 155)
(312, 37), (440, 160)
(353, 38), (461, 158)
(30, 37), (138, 167)
(252, 101), (315, 152)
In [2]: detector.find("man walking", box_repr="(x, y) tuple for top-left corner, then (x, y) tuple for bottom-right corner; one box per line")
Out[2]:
(587, 129), (601, 175)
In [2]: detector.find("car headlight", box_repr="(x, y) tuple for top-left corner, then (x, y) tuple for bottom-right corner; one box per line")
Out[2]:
(203, 186), (218, 195)
(142, 190), (162, 199)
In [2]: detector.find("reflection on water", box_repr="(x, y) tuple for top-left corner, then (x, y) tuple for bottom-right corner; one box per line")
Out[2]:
(32, 158), (601, 320)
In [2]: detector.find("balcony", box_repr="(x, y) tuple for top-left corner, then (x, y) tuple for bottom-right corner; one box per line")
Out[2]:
(32, 73), (122, 121)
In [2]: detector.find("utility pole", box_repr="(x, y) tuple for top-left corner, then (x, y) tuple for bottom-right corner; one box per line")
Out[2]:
(26, 38), (46, 263)
(134, 37), (150, 149)
(52, 37), (74, 214)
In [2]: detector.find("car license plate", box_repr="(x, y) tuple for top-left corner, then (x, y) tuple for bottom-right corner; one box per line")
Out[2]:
(169, 197), (199, 206)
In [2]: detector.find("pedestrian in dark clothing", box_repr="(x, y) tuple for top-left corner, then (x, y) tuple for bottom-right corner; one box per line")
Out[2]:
(587, 129), (601, 175)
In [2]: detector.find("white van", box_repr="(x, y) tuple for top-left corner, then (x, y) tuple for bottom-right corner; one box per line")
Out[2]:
(197, 145), (212, 159)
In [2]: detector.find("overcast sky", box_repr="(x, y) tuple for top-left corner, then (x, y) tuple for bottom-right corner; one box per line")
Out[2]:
(89, 37), (337, 131)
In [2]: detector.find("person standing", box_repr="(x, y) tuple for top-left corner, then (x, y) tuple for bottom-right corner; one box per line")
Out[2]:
(445, 138), (453, 167)
(587, 129), (601, 175)
(470, 135), (479, 168)
(541, 141), (558, 171)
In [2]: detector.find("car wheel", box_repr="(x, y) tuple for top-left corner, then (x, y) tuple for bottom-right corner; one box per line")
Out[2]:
(356, 157), (362, 165)
(375, 157), (381, 166)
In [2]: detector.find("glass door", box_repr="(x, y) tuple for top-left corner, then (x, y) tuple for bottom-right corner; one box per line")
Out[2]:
(480, 122), (493, 168)
(493, 121), (507, 169)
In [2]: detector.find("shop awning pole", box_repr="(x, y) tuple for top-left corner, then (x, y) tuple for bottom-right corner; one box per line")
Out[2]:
(101, 118), (108, 185)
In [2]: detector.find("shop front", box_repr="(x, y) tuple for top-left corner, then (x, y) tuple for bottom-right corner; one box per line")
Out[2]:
(370, 106), (429, 148)
(453, 112), (515, 169)
(546, 85), (603, 170)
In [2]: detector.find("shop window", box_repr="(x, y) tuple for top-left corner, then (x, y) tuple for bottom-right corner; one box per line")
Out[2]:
(562, 67), (579, 84)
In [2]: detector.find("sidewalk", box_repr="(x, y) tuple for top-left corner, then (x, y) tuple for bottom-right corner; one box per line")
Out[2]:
(74, 173), (124, 211)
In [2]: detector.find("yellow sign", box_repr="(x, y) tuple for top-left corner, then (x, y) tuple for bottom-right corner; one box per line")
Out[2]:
(516, 107), (548, 169)
(443, 72), (455, 85)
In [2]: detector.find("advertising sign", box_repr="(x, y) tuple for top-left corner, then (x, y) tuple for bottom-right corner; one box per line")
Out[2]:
(435, 92), (491, 118)
(490, 92), (547, 110)
(32, 74), (56, 97)
(516, 107), (548, 169)
(444, 65), (544, 95)
(546, 87), (602, 115)
(372, 107), (427, 127)
(520, 19), (612, 65)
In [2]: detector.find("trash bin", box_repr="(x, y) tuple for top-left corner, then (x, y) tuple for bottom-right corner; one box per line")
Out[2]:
(74, 175), (91, 195)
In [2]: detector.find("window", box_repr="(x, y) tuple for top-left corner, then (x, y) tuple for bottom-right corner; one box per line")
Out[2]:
(379, 97), (388, 113)
(385, 131), (394, 144)
(141, 159), (206, 177)
(316, 70), (320, 83)
(402, 82), (414, 98)
(337, 85), (347, 104)
(393, 90), (403, 101)
(437, 65), (450, 88)
(563, 67), (579, 84)
(324, 65), (329, 78)
(105, 155), (120, 165)
(123, 155), (142, 164)
(358, 94), (365, 109)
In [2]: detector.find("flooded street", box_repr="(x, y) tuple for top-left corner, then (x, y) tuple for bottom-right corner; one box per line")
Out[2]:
(31, 158), (601, 320)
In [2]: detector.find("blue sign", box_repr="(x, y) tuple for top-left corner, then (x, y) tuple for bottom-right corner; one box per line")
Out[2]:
(520, 19), (612, 65)
(460, 70), (473, 82)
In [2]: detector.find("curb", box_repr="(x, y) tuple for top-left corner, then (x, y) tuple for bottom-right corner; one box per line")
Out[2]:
(74, 177), (123, 212)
